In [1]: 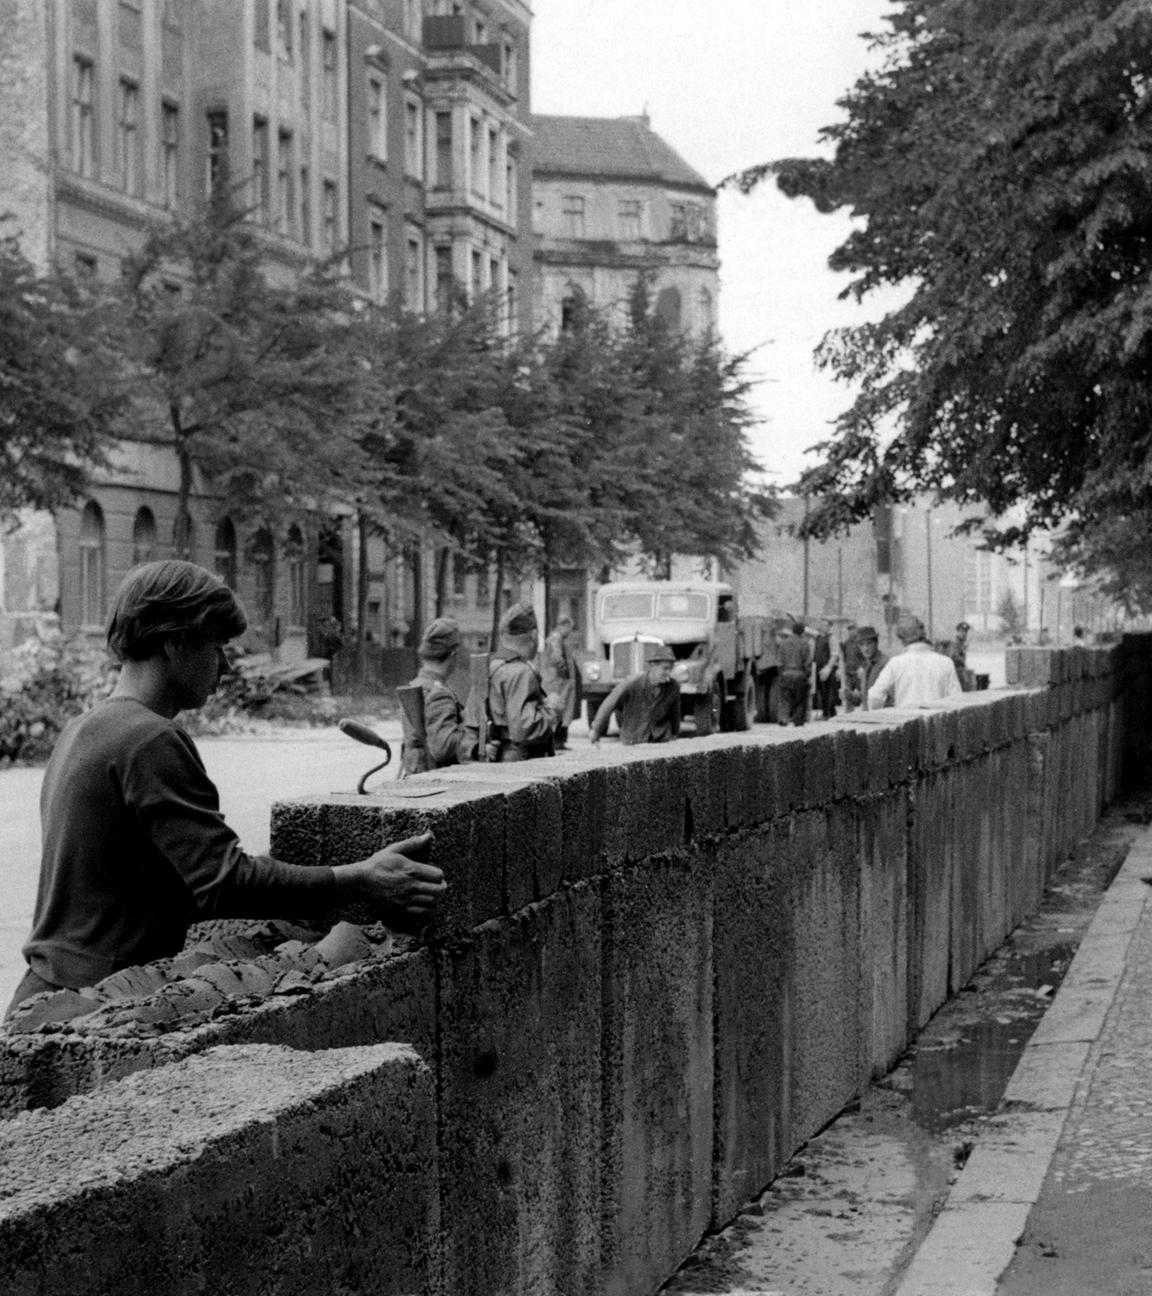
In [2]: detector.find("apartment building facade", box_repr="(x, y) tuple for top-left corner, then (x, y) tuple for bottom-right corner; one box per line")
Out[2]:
(0, 0), (534, 655)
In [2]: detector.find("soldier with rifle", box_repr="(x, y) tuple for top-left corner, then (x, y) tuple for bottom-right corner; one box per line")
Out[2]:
(483, 602), (561, 762)
(398, 618), (478, 776)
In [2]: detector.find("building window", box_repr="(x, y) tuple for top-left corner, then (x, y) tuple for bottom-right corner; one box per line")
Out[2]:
(507, 268), (518, 330)
(698, 286), (713, 330)
(476, 563), (490, 605)
(117, 80), (140, 194)
(79, 502), (106, 629)
(214, 518), (238, 588)
(505, 154), (517, 225)
(470, 247), (482, 301)
(298, 11), (310, 107)
(322, 29), (337, 121)
(503, 41), (517, 94)
(405, 234), (424, 309)
(434, 110), (453, 190)
(132, 507), (156, 566)
(404, 97), (423, 178)
(473, 15), (487, 44)
(276, 0), (293, 60)
(74, 251), (98, 280)
(562, 194), (586, 238)
(299, 165), (311, 243)
(469, 116), (482, 196)
(618, 199), (642, 240)
(207, 109), (229, 197)
(249, 528), (275, 624)
(254, 1), (270, 50)
(252, 118), (270, 222)
(669, 202), (687, 240)
(370, 214), (388, 302)
(161, 102), (180, 208)
(286, 525), (306, 628)
(434, 244), (454, 309)
(368, 75), (387, 160)
(322, 179), (337, 253)
(276, 130), (294, 236)
(487, 126), (499, 205)
(71, 56), (95, 177)
(172, 510), (195, 560)
(489, 255), (500, 296)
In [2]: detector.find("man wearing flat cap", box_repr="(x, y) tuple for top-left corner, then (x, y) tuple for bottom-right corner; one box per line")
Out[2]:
(589, 644), (681, 746)
(845, 625), (888, 711)
(486, 602), (560, 761)
(401, 617), (477, 774)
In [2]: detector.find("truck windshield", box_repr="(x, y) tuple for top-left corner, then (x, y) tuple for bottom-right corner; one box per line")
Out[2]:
(601, 593), (654, 620)
(656, 592), (710, 619)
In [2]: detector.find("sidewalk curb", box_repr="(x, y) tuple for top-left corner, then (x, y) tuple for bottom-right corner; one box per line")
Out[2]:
(890, 829), (1152, 1296)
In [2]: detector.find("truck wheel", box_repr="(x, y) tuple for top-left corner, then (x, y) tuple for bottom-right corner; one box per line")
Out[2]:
(694, 679), (724, 736)
(733, 674), (757, 731)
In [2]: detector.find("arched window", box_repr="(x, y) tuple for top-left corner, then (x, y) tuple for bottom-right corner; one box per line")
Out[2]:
(131, 507), (156, 565)
(286, 524), (305, 628)
(249, 528), (275, 624)
(78, 501), (106, 628)
(172, 509), (195, 560)
(655, 285), (682, 331)
(214, 518), (237, 588)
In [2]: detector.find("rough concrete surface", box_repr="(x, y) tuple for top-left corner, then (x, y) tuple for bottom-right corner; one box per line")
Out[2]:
(0, 1042), (438, 1296)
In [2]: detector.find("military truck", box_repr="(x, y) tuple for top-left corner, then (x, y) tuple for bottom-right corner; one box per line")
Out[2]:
(580, 580), (779, 734)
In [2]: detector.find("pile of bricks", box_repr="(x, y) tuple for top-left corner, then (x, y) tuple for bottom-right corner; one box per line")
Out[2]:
(4, 919), (388, 1040)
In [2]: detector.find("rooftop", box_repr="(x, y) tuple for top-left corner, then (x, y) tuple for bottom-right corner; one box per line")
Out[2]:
(532, 114), (714, 194)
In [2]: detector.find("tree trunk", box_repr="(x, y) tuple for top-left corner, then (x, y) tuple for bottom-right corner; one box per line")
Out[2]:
(490, 550), (505, 646)
(356, 510), (370, 684)
(434, 545), (450, 618)
(409, 539), (425, 648)
(171, 403), (192, 555)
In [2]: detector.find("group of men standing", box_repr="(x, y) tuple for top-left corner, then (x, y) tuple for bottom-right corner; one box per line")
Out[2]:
(772, 614), (967, 724)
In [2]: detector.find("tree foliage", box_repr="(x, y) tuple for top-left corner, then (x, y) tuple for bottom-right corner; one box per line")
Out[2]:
(110, 202), (378, 530)
(0, 225), (120, 521)
(731, 0), (1152, 572)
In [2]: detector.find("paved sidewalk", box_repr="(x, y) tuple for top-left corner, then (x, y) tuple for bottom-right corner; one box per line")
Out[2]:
(894, 826), (1152, 1296)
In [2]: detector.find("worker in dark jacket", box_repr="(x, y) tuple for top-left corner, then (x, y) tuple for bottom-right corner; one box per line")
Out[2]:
(487, 602), (560, 761)
(589, 645), (681, 746)
(776, 619), (813, 725)
(400, 617), (477, 775)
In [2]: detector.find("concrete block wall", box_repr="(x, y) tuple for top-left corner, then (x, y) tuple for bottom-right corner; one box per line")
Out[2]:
(3, 636), (1152, 1296)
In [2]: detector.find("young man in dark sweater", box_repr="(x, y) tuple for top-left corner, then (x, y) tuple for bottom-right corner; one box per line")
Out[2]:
(6, 560), (445, 1017)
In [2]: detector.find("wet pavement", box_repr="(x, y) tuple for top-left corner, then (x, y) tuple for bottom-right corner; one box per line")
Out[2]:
(664, 798), (1140, 1296)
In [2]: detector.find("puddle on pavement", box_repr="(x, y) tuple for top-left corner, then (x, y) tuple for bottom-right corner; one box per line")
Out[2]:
(901, 941), (1078, 1134)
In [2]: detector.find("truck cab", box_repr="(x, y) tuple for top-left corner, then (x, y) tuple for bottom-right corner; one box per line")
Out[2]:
(580, 580), (776, 734)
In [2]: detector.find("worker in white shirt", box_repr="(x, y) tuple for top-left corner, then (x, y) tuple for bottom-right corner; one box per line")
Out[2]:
(867, 615), (962, 710)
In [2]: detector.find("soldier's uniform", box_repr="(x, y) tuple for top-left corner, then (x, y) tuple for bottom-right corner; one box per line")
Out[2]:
(400, 618), (476, 776)
(487, 603), (559, 762)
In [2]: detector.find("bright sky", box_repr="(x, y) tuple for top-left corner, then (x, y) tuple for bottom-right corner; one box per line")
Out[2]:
(530, 0), (893, 488)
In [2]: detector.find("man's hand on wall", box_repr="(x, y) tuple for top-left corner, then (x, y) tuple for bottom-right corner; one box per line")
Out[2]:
(341, 832), (446, 919)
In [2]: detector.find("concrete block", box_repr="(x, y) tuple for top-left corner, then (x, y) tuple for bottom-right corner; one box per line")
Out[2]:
(268, 800), (324, 867)
(437, 886), (603, 1296)
(560, 766), (609, 882)
(802, 733), (836, 808)
(772, 739), (805, 813)
(602, 852), (713, 1296)
(0, 1043), (438, 1296)
(712, 821), (795, 1224)
(744, 742), (780, 821)
(786, 809), (866, 1144)
(907, 771), (954, 1029)
(503, 777), (563, 906)
(887, 721), (911, 786)
(858, 792), (909, 1076)
(865, 727), (892, 792)
(1005, 648), (1021, 685)
(681, 748), (727, 841)
(833, 725), (868, 800)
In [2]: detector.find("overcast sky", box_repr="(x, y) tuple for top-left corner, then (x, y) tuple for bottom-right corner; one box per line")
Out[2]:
(530, 0), (893, 488)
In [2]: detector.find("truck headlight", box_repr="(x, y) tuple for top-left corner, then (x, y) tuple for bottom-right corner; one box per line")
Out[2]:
(672, 661), (693, 683)
(584, 662), (601, 682)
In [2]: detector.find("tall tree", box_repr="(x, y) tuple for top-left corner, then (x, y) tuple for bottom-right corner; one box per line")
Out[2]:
(731, 0), (1152, 562)
(109, 202), (378, 535)
(0, 225), (120, 520)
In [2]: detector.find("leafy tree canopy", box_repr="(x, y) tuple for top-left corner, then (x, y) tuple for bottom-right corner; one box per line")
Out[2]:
(0, 223), (120, 521)
(730, 0), (1152, 575)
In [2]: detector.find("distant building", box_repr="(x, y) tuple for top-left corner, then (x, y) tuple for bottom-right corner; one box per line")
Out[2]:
(532, 112), (719, 337)
(531, 112), (719, 636)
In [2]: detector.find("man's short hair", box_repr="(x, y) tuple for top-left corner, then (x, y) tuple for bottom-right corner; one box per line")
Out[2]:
(896, 615), (926, 644)
(106, 560), (247, 662)
(554, 616), (574, 631)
